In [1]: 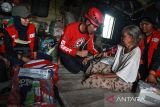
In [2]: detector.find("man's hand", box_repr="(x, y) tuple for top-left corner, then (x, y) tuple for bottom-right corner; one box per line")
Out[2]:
(76, 50), (88, 57)
(82, 57), (90, 65)
(145, 74), (157, 84)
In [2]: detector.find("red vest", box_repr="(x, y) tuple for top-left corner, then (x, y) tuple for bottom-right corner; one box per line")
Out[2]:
(139, 31), (160, 68)
(5, 24), (36, 52)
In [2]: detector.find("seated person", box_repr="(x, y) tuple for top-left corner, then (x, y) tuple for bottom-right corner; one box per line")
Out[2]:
(58, 7), (104, 74)
(138, 17), (160, 84)
(82, 25), (142, 92)
(2, 5), (52, 66)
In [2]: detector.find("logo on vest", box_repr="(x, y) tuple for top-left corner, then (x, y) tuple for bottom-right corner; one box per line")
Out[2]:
(152, 38), (159, 42)
(75, 38), (85, 48)
(29, 33), (35, 38)
(11, 35), (16, 39)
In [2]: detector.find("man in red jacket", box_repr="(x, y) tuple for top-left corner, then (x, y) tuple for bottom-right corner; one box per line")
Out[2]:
(59, 7), (104, 73)
(139, 17), (160, 84)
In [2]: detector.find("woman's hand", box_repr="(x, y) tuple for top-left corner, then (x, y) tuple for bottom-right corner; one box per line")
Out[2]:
(103, 52), (111, 57)
(22, 56), (31, 63)
(145, 74), (157, 84)
(145, 70), (157, 84)
(18, 54), (30, 63)
(102, 47), (117, 57)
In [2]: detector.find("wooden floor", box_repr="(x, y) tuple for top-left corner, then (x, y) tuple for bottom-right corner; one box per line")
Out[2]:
(56, 65), (149, 107)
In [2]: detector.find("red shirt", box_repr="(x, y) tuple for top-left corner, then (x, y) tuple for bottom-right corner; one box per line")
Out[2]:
(59, 22), (98, 56)
(139, 31), (160, 68)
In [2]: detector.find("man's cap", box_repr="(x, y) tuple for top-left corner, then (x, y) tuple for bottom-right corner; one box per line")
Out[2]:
(12, 5), (31, 18)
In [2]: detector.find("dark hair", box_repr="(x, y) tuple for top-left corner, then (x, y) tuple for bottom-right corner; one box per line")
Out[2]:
(140, 17), (157, 29)
(140, 17), (155, 25)
(122, 25), (142, 46)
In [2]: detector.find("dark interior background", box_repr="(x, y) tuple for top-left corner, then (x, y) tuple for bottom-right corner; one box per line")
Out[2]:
(59, 0), (160, 50)
(0, 0), (160, 50)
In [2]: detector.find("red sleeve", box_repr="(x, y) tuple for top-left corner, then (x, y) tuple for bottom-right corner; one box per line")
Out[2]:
(139, 39), (144, 54)
(87, 35), (98, 55)
(59, 24), (77, 56)
(139, 38), (144, 64)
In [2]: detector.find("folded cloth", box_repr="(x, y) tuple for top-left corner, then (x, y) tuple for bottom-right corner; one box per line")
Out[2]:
(15, 39), (31, 44)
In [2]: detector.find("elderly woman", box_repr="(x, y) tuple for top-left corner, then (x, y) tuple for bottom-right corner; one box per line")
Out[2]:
(82, 25), (142, 92)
